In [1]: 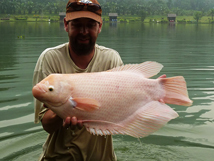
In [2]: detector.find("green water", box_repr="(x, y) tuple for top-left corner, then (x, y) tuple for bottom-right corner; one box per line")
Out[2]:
(0, 22), (214, 161)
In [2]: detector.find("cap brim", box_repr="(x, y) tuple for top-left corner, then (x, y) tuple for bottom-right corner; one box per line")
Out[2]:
(66, 11), (102, 23)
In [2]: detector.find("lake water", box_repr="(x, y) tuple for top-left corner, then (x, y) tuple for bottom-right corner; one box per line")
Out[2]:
(0, 21), (214, 161)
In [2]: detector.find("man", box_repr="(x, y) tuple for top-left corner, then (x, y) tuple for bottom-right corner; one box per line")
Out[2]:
(33, 0), (123, 160)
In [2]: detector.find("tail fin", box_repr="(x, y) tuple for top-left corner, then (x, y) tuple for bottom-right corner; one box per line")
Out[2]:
(161, 76), (193, 106)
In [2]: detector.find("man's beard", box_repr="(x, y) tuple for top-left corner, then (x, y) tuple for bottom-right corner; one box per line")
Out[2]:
(70, 34), (96, 56)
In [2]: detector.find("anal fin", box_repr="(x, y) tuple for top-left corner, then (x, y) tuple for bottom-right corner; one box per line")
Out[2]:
(79, 101), (178, 138)
(119, 101), (179, 138)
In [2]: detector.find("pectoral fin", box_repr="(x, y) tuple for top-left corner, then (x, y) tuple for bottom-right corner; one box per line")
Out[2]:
(71, 97), (100, 112)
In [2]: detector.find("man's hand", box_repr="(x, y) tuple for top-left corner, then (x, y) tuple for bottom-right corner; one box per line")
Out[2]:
(42, 108), (83, 133)
(63, 116), (83, 130)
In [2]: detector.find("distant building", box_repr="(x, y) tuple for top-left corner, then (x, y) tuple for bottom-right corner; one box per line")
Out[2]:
(59, 12), (66, 21)
(109, 13), (118, 22)
(167, 14), (176, 22)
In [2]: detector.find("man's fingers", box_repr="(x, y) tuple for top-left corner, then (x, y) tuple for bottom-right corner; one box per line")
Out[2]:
(71, 117), (77, 125)
(70, 117), (77, 130)
(63, 116), (83, 130)
(63, 117), (71, 129)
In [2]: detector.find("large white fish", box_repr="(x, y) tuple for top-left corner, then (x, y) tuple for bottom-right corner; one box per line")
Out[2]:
(32, 61), (192, 138)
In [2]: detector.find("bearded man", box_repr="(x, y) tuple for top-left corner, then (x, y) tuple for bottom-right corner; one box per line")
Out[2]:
(33, 0), (123, 160)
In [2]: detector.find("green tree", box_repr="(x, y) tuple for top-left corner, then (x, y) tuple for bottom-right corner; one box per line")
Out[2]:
(27, 1), (34, 14)
(167, 0), (172, 9)
(21, 2), (27, 15)
(193, 11), (203, 22)
(209, 9), (214, 20)
(16, 1), (22, 14)
(129, 5), (135, 15)
(102, 2), (110, 15)
(34, 3), (44, 14)
(109, 2), (118, 13)
(2, 0), (214, 17)
(53, 3), (59, 14)
(0, 0), (6, 14)
(140, 10), (147, 22)
(57, 1), (66, 13)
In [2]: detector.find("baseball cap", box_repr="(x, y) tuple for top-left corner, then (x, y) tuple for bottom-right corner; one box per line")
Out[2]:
(66, 0), (102, 23)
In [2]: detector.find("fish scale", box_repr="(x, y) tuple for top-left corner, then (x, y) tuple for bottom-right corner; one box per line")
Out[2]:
(32, 61), (193, 138)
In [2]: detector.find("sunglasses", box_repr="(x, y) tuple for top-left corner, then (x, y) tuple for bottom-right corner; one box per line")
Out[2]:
(67, 2), (101, 14)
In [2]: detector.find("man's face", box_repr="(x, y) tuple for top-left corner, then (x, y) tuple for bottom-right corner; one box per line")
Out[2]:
(64, 18), (102, 56)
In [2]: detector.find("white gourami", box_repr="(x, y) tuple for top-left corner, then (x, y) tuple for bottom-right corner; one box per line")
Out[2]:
(32, 61), (192, 138)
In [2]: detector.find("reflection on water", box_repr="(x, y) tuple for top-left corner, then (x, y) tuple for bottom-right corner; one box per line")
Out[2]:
(0, 22), (214, 161)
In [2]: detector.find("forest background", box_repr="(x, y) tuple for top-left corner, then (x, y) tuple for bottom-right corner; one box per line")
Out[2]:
(1, 0), (214, 23)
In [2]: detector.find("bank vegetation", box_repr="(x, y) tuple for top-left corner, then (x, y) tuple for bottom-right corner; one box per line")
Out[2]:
(1, 0), (214, 24)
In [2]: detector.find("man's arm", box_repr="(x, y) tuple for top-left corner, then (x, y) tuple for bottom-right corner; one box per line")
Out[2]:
(41, 109), (63, 134)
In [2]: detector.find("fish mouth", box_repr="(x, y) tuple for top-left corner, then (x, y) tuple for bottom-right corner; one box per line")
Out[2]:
(32, 83), (48, 99)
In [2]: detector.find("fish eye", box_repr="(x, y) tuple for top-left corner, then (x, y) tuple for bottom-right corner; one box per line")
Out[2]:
(48, 86), (54, 92)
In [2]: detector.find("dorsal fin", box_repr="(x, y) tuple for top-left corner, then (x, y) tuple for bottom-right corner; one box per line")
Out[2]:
(107, 61), (163, 78)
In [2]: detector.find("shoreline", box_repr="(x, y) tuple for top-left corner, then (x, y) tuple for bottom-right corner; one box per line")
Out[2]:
(0, 14), (213, 24)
